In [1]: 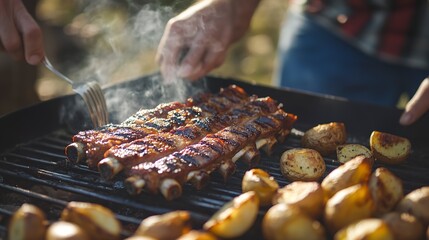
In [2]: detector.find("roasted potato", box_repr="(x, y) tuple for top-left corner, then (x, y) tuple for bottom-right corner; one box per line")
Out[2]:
(396, 186), (429, 225)
(134, 211), (191, 240)
(370, 131), (411, 164)
(382, 212), (425, 240)
(203, 191), (259, 239)
(242, 168), (279, 206)
(369, 167), (403, 215)
(321, 155), (372, 199)
(273, 181), (325, 219)
(8, 204), (47, 240)
(336, 144), (373, 164)
(334, 218), (394, 240)
(177, 230), (218, 240)
(60, 201), (121, 240)
(262, 204), (326, 240)
(280, 148), (326, 181)
(324, 184), (374, 233)
(301, 122), (347, 156)
(124, 237), (157, 240)
(46, 221), (90, 240)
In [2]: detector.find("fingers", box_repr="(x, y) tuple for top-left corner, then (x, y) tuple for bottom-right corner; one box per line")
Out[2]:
(0, 0), (24, 60)
(13, 0), (44, 65)
(400, 78), (429, 125)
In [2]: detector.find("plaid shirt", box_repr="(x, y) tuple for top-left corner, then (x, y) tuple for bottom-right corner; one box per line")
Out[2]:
(300, 0), (429, 69)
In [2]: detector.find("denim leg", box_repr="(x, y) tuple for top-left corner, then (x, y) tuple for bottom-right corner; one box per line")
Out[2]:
(275, 11), (429, 107)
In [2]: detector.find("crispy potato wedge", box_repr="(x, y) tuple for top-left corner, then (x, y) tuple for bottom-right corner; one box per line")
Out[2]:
(369, 167), (403, 215)
(334, 218), (393, 240)
(8, 204), (47, 240)
(396, 186), (429, 225)
(273, 181), (324, 219)
(321, 155), (372, 199)
(262, 204), (326, 240)
(280, 148), (326, 181)
(203, 191), (259, 239)
(370, 131), (411, 164)
(382, 212), (425, 240)
(177, 230), (218, 240)
(242, 168), (279, 206)
(324, 184), (374, 233)
(46, 221), (90, 240)
(336, 144), (373, 164)
(60, 201), (121, 240)
(134, 211), (191, 240)
(301, 122), (347, 156)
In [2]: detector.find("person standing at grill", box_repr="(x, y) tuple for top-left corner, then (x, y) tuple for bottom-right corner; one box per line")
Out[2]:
(156, 0), (429, 126)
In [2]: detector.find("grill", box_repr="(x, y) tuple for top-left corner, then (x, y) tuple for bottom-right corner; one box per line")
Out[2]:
(1, 74), (428, 239)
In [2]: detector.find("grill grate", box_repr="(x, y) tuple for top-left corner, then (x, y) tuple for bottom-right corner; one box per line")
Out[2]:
(1, 76), (429, 239)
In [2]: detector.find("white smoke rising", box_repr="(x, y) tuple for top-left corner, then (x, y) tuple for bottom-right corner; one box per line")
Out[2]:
(63, 1), (205, 124)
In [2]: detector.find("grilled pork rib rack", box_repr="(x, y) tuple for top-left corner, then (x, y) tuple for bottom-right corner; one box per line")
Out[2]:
(65, 85), (249, 168)
(65, 85), (297, 200)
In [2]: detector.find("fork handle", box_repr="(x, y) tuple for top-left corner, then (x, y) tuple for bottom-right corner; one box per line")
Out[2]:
(43, 57), (74, 85)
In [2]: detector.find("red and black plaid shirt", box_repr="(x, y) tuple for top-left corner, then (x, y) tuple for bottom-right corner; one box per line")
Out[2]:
(303, 0), (429, 69)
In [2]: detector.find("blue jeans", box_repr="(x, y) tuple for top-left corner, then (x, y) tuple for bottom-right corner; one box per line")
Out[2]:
(275, 11), (429, 107)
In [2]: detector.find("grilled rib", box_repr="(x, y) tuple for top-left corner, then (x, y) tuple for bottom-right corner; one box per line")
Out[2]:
(65, 85), (249, 168)
(124, 109), (297, 200)
(98, 96), (280, 179)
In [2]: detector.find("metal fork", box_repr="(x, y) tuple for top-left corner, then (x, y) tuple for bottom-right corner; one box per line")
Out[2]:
(43, 57), (109, 128)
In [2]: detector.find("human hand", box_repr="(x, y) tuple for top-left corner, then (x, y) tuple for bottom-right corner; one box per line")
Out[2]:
(0, 0), (44, 65)
(156, 0), (259, 83)
(399, 78), (429, 125)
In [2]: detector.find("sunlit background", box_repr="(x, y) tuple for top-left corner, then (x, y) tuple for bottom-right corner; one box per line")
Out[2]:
(0, 0), (288, 116)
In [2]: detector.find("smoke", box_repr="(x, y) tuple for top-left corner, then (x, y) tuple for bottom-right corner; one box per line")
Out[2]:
(62, 0), (205, 124)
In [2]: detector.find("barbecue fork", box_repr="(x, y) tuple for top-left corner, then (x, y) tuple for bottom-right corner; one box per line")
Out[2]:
(43, 57), (109, 128)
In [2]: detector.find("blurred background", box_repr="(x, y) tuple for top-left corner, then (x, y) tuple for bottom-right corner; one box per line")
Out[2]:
(0, 0), (288, 116)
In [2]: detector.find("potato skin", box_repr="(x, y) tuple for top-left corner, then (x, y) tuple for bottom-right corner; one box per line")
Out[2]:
(273, 181), (325, 219)
(324, 184), (374, 233)
(334, 218), (394, 240)
(321, 155), (372, 199)
(280, 148), (326, 181)
(8, 204), (47, 240)
(242, 169), (279, 206)
(134, 211), (191, 240)
(301, 122), (347, 156)
(382, 212), (425, 240)
(263, 204), (326, 240)
(396, 186), (429, 226)
(369, 167), (404, 215)
(370, 131), (411, 164)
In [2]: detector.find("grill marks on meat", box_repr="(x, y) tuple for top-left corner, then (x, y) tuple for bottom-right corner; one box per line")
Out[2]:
(125, 109), (297, 198)
(98, 97), (279, 179)
(66, 85), (249, 167)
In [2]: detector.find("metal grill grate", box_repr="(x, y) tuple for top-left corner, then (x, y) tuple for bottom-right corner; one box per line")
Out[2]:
(1, 76), (429, 239)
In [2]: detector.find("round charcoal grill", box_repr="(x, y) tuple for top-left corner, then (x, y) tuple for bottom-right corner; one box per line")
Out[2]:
(1, 74), (428, 239)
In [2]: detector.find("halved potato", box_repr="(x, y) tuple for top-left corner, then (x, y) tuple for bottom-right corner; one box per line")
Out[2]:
(369, 167), (403, 215)
(334, 218), (393, 240)
(382, 212), (425, 240)
(370, 131), (411, 164)
(396, 186), (429, 225)
(8, 204), (47, 240)
(46, 221), (90, 240)
(336, 144), (373, 164)
(203, 191), (259, 239)
(134, 211), (191, 240)
(324, 184), (374, 234)
(242, 168), (279, 206)
(301, 122), (347, 156)
(262, 204), (326, 240)
(177, 230), (218, 240)
(280, 148), (326, 181)
(321, 155), (372, 199)
(60, 201), (121, 240)
(273, 181), (324, 219)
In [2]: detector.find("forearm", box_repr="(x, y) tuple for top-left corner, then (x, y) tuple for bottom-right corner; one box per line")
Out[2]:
(229, 0), (261, 42)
